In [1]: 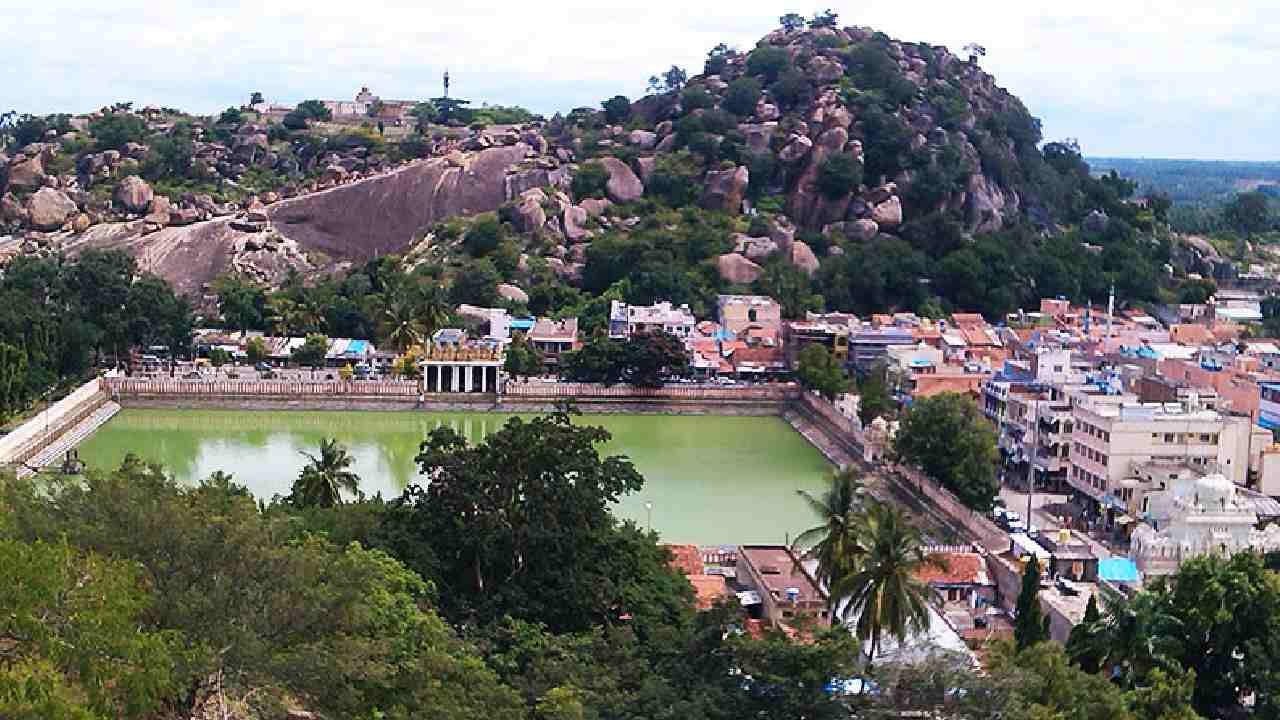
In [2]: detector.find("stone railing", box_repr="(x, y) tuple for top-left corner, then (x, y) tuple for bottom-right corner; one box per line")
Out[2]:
(891, 463), (1008, 551)
(504, 381), (802, 401)
(0, 377), (109, 465)
(104, 377), (422, 397)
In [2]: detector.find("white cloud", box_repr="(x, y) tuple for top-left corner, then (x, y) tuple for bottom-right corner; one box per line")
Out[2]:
(4, 0), (1277, 159)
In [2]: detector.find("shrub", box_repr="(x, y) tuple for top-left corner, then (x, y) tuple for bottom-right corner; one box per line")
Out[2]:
(463, 215), (505, 257)
(817, 155), (864, 200)
(746, 46), (791, 83)
(680, 86), (715, 112)
(572, 161), (610, 200)
(722, 78), (763, 116)
(769, 71), (814, 110)
(646, 152), (702, 207)
(88, 113), (147, 150)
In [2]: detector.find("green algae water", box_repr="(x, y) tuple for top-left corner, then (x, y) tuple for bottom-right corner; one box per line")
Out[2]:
(77, 409), (831, 545)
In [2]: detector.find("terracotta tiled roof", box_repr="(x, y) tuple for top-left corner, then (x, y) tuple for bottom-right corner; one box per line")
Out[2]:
(664, 544), (702, 575)
(688, 574), (730, 610)
(913, 552), (992, 586)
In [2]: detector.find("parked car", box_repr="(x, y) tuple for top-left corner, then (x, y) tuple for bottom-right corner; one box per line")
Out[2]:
(254, 362), (273, 373)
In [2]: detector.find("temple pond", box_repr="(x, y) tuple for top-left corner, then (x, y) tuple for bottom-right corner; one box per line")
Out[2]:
(78, 409), (831, 545)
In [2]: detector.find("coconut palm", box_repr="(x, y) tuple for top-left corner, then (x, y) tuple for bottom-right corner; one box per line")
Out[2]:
(291, 438), (361, 508)
(836, 502), (942, 666)
(792, 467), (867, 610)
(416, 284), (452, 341)
(382, 299), (426, 351)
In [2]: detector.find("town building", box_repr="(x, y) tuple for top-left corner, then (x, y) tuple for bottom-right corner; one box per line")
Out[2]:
(736, 545), (829, 628)
(527, 317), (580, 367)
(785, 314), (852, 364)
(608, 301), (696, 339)
(1065, 387), (1269, 520)
(717, 295), (782, 338)
(419, 329), (504, 393)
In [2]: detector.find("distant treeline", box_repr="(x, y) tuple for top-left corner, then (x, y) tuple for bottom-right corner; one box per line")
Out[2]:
(1088, 157), (1280, 205)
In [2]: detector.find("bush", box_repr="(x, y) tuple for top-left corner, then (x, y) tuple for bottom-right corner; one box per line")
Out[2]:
(646, 152), (702, 207)
(88, 113), (147, 150)
(572, 161), (610, 200)
(463, 215), (505, 257)
(680, 85), (715, 112)
(768, 71), (814, 110)
(722, 78), (763, 116)
(746, 46), (791, 83)
(817, 155), (864, 200)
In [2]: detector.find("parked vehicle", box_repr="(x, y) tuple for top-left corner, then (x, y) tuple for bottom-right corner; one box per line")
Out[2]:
(182, 371), (202, 380)
(254, 362), (273, 373)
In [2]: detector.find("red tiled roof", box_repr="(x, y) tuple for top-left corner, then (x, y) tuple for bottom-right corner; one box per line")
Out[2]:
(913, 552), (991, 586)
(688, 574), (730, 610)
(664, 544), (702, 575)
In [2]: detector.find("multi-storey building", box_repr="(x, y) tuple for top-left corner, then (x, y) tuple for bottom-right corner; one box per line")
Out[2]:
(608, 301), (697, 339)
(1065, 388), (1269, 520)
(717, 295), (782, 338)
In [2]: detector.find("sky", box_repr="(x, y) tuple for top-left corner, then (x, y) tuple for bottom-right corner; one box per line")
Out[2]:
(6, 0), (1278, 160)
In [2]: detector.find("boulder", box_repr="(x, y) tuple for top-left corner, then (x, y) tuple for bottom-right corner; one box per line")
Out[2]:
(114, 175), (154, 212)
(5, 154), (46, 191)
(25, 187), (78, 230)
(1083, 208), (1109, 235)
(769, 218), (796, 255)
(2, 193), (26, 223)
(655, 120), (674, 136)
(145, 196), (172, 225)
(581, 197), (612, 217)
(824, 106), (853, 130)
(744, 237), (779, 261)
(627, 130), (658, 149)
(654, 134), (678, 153)
(790, 240), (820, 276)
(808, 56), (846, 84)
(701, 165), (749, 214)
(71, 212), (91, 233)
(847, 218), (879, 241)
(865, 182), (898, 205)
(600, 157), (644, 203)
(739, 123), (777, 155)
(122, 142), (149, 159)
(511, 198), (546, 233)
(634, 156), (657, 184)
(717, 253), (762, 284)
(778, 135), (813, 163)
(570, 242), (590, 263)
(870, 196), (902, 227)
(246, 198), (269, 223)
(169, 207), (201, 226)
(563, 205), (589, 241)
(497, 283), (529, 304)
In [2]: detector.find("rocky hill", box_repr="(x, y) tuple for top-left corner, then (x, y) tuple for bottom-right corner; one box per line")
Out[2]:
(0, 20), (1181, 318)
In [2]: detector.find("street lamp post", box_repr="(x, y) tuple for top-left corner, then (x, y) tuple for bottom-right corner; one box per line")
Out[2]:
(644, 500), (653, 533)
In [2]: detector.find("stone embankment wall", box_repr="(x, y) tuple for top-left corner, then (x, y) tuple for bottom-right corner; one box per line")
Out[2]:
(0, 377), (110, 466)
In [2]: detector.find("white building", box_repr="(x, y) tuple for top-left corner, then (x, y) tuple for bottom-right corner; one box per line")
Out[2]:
(1131, 469), (1280, 576)
(608, 300), (697, 339)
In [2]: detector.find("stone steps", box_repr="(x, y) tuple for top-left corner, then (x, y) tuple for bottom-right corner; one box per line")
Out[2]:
(17, 401), (120, 478)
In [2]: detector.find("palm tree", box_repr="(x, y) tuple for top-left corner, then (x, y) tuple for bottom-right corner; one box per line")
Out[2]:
(382, 299), (425, 352)
(836, 503), (942, 666)
(417, 284), (451, 341)
(792, 467), (867, 611)
(291, 438), (361, 508)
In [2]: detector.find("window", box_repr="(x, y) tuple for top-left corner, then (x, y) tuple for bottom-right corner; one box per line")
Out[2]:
(1164, 433), (1175, 443)
(1200, 434), (1211, 443)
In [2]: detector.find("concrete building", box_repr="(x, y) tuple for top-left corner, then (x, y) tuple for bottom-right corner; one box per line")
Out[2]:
(420, 330), (504, 394)
(1066, 388), (1269, 519)
(785, 316), (851, 364)
(608, 301), (696, 339)
(527, 317), (580, 366)
(737, 545), (830, 628)
(717, 295), (782, 338)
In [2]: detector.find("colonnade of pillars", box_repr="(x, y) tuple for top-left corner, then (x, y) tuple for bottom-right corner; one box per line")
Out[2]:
(422, 363), (501, 393)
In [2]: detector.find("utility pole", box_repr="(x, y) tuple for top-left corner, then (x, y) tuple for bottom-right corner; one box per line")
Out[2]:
(443, 70), (450, 99)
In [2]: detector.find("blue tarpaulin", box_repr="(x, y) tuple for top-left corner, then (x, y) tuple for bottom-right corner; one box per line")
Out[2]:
(1098, 557), (1139, 583)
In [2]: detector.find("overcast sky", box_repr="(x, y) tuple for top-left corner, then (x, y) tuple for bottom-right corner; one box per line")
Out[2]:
(7, 1), (1277, 160)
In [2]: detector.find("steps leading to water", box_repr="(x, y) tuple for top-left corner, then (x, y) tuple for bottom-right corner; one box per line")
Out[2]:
(17, 401), (120, 478)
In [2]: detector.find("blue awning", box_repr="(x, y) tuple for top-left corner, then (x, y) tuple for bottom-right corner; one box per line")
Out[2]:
(1259, 415), (1280, 431)
(1098, 557), (1139, 583)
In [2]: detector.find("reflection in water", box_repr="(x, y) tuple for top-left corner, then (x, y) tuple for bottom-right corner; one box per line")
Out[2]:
(79, 409), (831, 545)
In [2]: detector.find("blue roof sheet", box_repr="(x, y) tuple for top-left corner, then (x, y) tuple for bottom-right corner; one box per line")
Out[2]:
(1098, 557), (1139, 583)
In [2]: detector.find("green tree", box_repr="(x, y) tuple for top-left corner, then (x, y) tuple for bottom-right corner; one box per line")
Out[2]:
(1223, 191), (1272, 237)
(504, 332), (544, 379)
(722, 77), (763, 116)
(778, 12), (806, 32)
(745, 46), (791, 83)
(382, 298), (426, 351)
(1125, 667), (1204, 720)
(893, 392), (999, 511)
(837, 503), (940, 665)
(0, 539), (179, 720)
(244, 335), (267, 364)
(88, 112), (146, 150)
(464, 215), (506, 257)
(294, 99), (333, 121)
(208, 347), (230, 367)
(792, 468), (865, 611)
(292, 438), (361, 508)
(1177, 278), (1217, 305)
(249, 91), (264, 105)
(796, 343), (849, 400)
(213, 273), (266, 334)
(622, 331), (688, 387)
(448, 258), (501, 306)
(293, 332), (329, 370)
(817, 154), (864, 200)
(729, 627), (861, 719)
(856, 364), (895, 425)
(1013, 556), (1050, 651)
(1066, 592), (1104, 673)
(601, 95), (631, 125)
(993, 641), (1133, 720)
